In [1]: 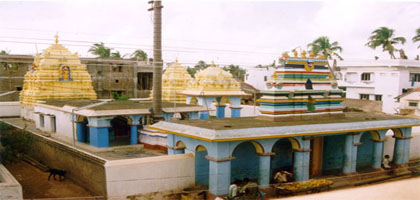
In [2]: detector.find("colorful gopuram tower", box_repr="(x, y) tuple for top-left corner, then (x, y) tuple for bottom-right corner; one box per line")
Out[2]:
(182, 62), (249, 118)
(150, 59), (192, 103)
(20, 35), (97, 120)
(258, 50), (344, 118)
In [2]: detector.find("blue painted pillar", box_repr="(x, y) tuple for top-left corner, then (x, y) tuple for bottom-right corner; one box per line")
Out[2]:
(293, 151), (310, 181)
(167, 134), (176, 155)
(188, 112), (199, 119)
(89, 127), (109, 147)
(343, 134), (359, 174)
(372, 141), (384, 169)
(216, 105), (226, 118)
(258, 155), (271, 187)
(393, 127), (412, 165)
(209, 160), (231, 195)
(200, 111), (209, 119)
(76, 122), (86, 142)
(129, 115), (143, 145)
(231, 107), (242, 118)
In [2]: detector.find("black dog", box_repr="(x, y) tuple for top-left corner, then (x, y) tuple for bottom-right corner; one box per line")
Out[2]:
(48, 168), (66, 181)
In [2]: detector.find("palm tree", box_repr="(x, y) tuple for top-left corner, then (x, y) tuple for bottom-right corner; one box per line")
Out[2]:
(307, 36), (343, 60)
(366, 27), (406, 59)
(307, 36), (343, 80)
(111, 51), (122, 59)
(88, 42), (111, 58)
(131, 49), (148, 61)
(223, 64), (246, 81)
(413, 28), (420, 49)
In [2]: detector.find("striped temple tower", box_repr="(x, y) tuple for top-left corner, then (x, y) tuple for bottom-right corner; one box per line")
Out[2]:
(257, 50), (344, 118)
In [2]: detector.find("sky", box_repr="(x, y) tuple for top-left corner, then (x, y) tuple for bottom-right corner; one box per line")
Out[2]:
(0, 0), (419, 68)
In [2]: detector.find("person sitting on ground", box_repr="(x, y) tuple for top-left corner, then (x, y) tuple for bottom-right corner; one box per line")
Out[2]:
(382, 155), (392, 169)
(274, 170), (293, 183)
(229, 179), (242, 200)
(239, 178), (260, 200)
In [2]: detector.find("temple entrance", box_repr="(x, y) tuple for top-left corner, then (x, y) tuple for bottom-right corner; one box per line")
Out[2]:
(322, 134), (345, 175)
(82, 117), (90, 143)
(110, 116), (130, 146)
(195, 145), (209, 186)
(356, 132), (375, 171)
(231, 142), (260, 182)
(271, 139), (294, 183)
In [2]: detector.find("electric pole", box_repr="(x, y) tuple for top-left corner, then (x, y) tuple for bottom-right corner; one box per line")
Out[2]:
(148, 0), (163, 120)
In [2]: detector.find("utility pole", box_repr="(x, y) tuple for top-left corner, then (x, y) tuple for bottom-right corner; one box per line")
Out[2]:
(149, 0), (163, 120)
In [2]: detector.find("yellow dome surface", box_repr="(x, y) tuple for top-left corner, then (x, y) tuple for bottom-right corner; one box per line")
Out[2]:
(20, 36), (97, 106)
(182, 63), (247, 96)
(150, 60), (192, 103)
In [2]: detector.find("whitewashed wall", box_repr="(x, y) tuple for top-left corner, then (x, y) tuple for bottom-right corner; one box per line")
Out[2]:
(104, 154), (195, 198)
(0, 102), (20, 117)
(0, 164), (23, 200)
(208, 103), (260, 117)
(34, 105), (73, 139)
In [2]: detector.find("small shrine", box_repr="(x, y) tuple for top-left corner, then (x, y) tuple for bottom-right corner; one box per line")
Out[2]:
(20, 35), (96, 120)
(181, 62), (249, 118)
(150, 59), (192, 103)
(258, 50), (344, 118)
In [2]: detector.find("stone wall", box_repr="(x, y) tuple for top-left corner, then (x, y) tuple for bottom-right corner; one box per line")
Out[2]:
(0, 164), (23, 200)
(104, 154), (195, 198)
(30, 133), (107, 196)
(0, 101), (20, 117)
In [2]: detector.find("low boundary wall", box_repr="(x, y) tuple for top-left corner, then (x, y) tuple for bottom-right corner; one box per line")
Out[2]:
(0, 164), (23, 200)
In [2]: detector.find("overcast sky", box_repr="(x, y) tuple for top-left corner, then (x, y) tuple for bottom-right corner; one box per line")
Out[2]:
(0, 0), (419, 68)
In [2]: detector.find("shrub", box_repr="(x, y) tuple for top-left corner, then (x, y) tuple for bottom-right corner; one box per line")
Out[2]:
(0, 122), (34, 163)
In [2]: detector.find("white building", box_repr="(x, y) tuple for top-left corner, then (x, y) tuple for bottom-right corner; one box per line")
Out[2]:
(336, 59), (420, 114)
(244, 67), (276, 91)
(396, 88), (420, 115)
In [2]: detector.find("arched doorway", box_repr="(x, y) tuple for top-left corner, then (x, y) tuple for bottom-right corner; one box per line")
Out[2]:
(195, 145), (209, 187)
(110, 116), (130, 146)
(271, 139), (294, 182)
(231, 142), (260, 181)
(356, 132), (375, 171)
(175, 141), (186, 154)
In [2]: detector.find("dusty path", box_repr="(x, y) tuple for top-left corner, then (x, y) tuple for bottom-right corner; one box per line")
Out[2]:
(5, 161), (94, 199)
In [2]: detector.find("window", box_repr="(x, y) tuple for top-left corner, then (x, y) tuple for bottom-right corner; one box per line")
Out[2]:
(410, 73), (420, 82)
(264, 76), (267, 81)
(360, 94), (369, 100)
(361, 73), (371, 81)
(375, 95), (382, 101)
(138, 72), (153, 90)
(40, 115), (44, 127)
(409, 102), (418, 107)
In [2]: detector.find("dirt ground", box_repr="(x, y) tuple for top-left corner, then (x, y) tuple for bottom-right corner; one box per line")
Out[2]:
(5, 160), (94, 199)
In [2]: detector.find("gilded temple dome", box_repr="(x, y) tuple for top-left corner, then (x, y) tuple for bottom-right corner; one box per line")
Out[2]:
(182, 62), (247, 96)
(151, 59), (193, 103)
(20, 35), (97, 106)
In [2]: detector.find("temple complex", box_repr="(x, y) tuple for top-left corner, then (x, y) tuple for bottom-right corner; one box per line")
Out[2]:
(182, 62), (249, 118)
(20, 35), (96, 120)
(150, 59), (192, 103)
(150, 50), (420, 196)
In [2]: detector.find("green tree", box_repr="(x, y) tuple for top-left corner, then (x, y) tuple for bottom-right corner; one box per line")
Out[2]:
(366, 27), (406, 59)
(307, 36), (343, 60)
(0, 122), (33, 163)
(187, 60), (211, 77)
(131, 49), (148, 61)
(413, 28), (420, 49)
(88, 42), (112, 58)
(111, 51), (122, 59)
(223, 64), (246, 81)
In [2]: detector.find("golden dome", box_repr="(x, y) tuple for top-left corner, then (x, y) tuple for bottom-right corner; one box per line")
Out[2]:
(151, 59), (192, 103)
(20, 36), (97, 106)
(182, 62), (247, 96)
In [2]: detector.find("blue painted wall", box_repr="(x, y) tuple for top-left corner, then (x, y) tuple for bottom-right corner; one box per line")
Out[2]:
(356, 132), (374, 169)
(231, 142), (259, 181)
(323, 135), (345, 172)
(195, 150), (209, 186)
(270, 139), (293, 178)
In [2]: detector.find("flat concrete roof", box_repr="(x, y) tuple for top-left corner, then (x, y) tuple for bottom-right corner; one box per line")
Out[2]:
(150, 112), (420, 141)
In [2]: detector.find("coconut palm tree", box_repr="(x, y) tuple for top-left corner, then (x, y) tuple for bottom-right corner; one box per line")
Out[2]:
(413, 28), (420, 49)
(88, 42), (111, 58)
(131, 49), (148, 61)
(366, 27), (406, 59)
(111, 51), (122, 59)
(307, 36), (343, 60)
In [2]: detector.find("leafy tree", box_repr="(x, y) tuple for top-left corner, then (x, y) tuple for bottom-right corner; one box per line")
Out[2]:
(187, 60), (210, 77)
(0, 50), (8, 55)
(307, 36), (343, 60)
(366, 27), (406, 59)
(88, 42), (112, 58)
(112, 92), (129, 100)
(223, 64), (246, 81)
(0, 122), (33, 163)
(413, 28), (420, 49)
(111, 51), (122, 59)
(131, 49), (148, 61)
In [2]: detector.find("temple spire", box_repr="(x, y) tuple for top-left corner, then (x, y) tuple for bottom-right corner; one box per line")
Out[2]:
(54, 33), (59, 44)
